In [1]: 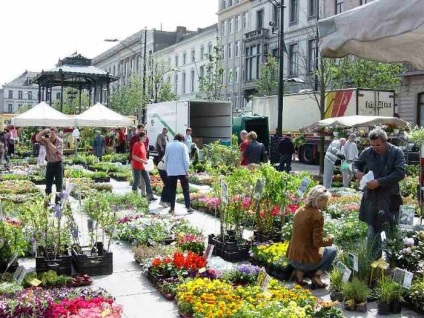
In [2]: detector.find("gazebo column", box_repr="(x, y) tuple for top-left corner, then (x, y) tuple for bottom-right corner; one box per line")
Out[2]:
(93, 81), (97, 104)
(88, 85), (92, 106)
(42, 86), (45, 102)
(106, 80), (110, 107)
(38, 85), (42, 103)
(78, 85), (82, 114)
(60, 69), (64, 112)
(99, 83), (103, 104)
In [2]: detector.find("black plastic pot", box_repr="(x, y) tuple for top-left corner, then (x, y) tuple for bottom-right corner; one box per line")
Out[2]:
(378, 302), (390, 315)
(390, 300), (402, 314)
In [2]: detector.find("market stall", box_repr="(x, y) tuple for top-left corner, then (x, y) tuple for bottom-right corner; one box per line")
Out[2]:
(74, 103), (134, 127)
(11, 102), (75, 127)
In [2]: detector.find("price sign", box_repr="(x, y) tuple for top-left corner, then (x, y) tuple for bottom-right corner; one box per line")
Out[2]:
(257, 268), (271, 291)
(336, 261), (351, 282)
(30, 278), (42, 287)
(403, 271), (413, 289)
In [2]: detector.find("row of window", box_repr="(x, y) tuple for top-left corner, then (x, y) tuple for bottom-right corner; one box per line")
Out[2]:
(6, 90), (44, 100)
(220, 0), (240, 11)
(335, 0), (369, 15)
(220, 12), (249, 36)
(5, 103), (35, 113)
(222, 41), (241, 59)
(174, 42), (213, 67)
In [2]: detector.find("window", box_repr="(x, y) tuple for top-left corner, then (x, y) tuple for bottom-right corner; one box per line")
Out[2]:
(243, 12), (248, 29)
(235, 67), (239, 83)
(175, 55), (179, 67)
(221, 0), (226, 10)
(8, 104), (13, 113)
(256, 9), (264, 29)
(56, 92), (61, 100)
(272, 5), (279, 27)
(222, 44), (226, 60)
(228, 18), (233, 34)
(18, 91), (23, 99)
(174, 74), (179, 94)
(222, 21), (227, 36)
(235, 41), (240, 57)
(28, 91), (33, 100)
(228, 69), (233, 84)
(228, 42), (233, 59)
(235, 15), (240, 32)
(288, 43), (299, 75)
(308, 39), (317, 72)
(418, 93), (424, 126)
(199, 66), (205, 79)
(222, 70), (226, 84)
(182, 72), (186, 94)
(272, 48), (279, 58)
(308, 0), (317, 17)
(113, 65), (116, 76)
(335, 0), (344, 14)
(8, 90), (12, 99)
(245, 44), (261, 81)
(200, 45), (205, 59)
(360, 0), (368, 5)
(290, 0), (299, 24)
(208, 42), (213, 54)
(191, 69), (195, 92)
(183, 52), (187, 65)
(191, 49), (196, 62)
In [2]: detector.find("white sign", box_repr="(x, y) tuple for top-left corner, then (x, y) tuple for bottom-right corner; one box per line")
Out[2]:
(297, 177), (311, 197)
(257, 268), (271, 291)
(203, 244), (214, 260)
(13, 265), (27, 285)
(221, 180), (228, 205)
(380, 231), (387, 242)
(403, 271), (413, 289)
(348, 253), (359, 272)
(336, 261), (352, 283)
(399, 205), (415, 231)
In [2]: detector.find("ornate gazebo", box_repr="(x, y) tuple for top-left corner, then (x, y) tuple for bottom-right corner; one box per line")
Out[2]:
(32, 53), (118, 112)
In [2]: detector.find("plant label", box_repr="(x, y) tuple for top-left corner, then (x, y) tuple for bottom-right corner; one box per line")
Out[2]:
(253, 178), (265, 200)
(380, 231), (387, 242)
(257, 268), (267, 290)
(6, 252), (18, 271)
(336, 261), (351, 282)
(398, 205), (415, 231)
(403, 271), (413, 289)
(30, 278), (42, 287)
(221, 180), (228, 205)
(297, 177), (311, 197)
(13, 265), (26, 285)
(198, 267), (206, 274)
(392, 268), (405, 284)
(203, 244), (214, 260)
(348, 253), (359, 272)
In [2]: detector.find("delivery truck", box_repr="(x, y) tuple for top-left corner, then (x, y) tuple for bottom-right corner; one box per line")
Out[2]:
(248, 88), (396, 164)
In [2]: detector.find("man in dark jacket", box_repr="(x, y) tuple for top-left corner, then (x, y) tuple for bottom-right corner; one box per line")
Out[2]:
(243, 131), (267, 165)
(354, 128), (405, 257)
(278, 133), (295, 172)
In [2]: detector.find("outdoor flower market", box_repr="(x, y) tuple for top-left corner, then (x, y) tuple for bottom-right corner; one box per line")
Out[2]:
(0, 124), (424, 318)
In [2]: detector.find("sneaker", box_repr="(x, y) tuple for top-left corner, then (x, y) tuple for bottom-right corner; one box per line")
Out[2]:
(187, 207), (194, 213)
(159, 201), (169, 208)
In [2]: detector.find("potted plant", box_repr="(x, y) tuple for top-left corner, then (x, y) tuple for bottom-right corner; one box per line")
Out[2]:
(375, 278), (395, 315)
(390, 281), (404, 314)
(343, 278), (370, 312)
(329, 268), (344, 302)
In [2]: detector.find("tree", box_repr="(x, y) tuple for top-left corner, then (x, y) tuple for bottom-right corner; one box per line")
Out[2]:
(147, 58), (177, 103)
(110, 75), (144, 116)
(197, 43), (224, 100)
(255, 56), (279, 96)
(52, 88), (90, 115)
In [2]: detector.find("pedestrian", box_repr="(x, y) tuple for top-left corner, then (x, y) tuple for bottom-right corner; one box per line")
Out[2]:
(184, 128), (196, 159)
(93, 130), (106, 161)
(131, 131), (156, 201)
(130, 125), (147, 195)
(72, 127), (80, 154)
(323, 137), (346, 189)
(353, 128), (405, 257)
(36, 127), (63, 204)
(4, 129), (13, 158)
(117, 128), (126, 153)
(31, 130), (40, 157)
(157, 157), (170, 208)
(239, 130), (249, 166)
(278, 133), (295, 173)
(287, 185), (337, 288)
(164, 133), (193, 214)
(243, 131), (268, 165)
(341, 133), (359, 187)
(156, 127), (169, 160)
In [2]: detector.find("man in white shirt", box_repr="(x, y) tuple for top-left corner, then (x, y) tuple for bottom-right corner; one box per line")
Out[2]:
(72, 127), (80, 154)
(323, 137), (346, 189)
(341, 133), (359, 187)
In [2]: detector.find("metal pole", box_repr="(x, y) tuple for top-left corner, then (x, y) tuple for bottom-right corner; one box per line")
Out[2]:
(314, 0), (320, 92)
(277, 1), (285, 136)
(142, 28), (148, 124)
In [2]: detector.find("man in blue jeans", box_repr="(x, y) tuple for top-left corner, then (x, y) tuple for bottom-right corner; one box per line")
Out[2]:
(164, 133), (193, 214)
(278, 133), (295, 173)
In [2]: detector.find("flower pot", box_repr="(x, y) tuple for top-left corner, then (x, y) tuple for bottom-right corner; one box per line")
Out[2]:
(330, 291), (344, 302)
(378, 302), (390, 315)
(390, 300), (402, 314)
(355, 302), (368, 313)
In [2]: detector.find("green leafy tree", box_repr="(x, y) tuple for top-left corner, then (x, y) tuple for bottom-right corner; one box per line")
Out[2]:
(110, 75), (144, 116)
(53, 88), (90, 115)
(147, 58), (177, 103)
(255, 56), (279, 96)
(197, 43), (224, 100)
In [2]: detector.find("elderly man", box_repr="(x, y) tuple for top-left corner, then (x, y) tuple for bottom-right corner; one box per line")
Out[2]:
(323, 137), (346, 189)
(341, 133), (359, 187)
(156, 127), (169, 161)
(36, 127), (63, 204)
(239, 130), (249, 166)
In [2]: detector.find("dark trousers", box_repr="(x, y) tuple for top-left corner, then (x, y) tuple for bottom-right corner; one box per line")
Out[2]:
(158, 169), (170, 203)
(33, 143), (40, 157)
(168, 175), (190, 210)
(46, 161), (63, 203)
(279, 154), (293, 173)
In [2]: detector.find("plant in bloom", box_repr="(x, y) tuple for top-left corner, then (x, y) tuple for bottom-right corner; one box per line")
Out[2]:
(150, 251), (207, 278)
(251, 242), (290, 270)
(178, 233), (205, 255)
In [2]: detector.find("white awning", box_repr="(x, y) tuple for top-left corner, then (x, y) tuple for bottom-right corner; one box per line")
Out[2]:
(11, 102), (75, 127)
(75, 103), (134, 127)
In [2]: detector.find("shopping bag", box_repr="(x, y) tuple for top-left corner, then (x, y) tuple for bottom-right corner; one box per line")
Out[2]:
(145, 158), (154, 172)
(341, 160), (350, 171)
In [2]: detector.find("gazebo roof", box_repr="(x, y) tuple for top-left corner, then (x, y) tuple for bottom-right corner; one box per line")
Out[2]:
(32, 53), (118, 89)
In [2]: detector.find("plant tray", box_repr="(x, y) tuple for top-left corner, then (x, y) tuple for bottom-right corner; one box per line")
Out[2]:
(210, 236), (250, 262)
(36, 256), (73, 276)
(93, 176), (111, 183)
(71, 247), (113, 276)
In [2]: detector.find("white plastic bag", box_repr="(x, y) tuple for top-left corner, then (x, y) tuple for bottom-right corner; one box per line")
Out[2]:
(145, 158), (154, 172)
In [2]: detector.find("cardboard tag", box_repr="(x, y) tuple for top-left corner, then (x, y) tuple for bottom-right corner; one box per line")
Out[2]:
(203, 244), (214, 260)
(29, 278), (42, 287)
(297, 177), (311, 197)
(253, 178), (265, 200)
(392, 267), (405, 284)
(221, 180), (228, 205)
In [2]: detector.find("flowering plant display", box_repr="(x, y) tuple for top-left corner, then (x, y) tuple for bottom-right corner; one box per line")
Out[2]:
(221, 264), (260, 285)
(150, 251), (207, 278)
(250, 242), (290, 271)
(177, 233), (205, 255)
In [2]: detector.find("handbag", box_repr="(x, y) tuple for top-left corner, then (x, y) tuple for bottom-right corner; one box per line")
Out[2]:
(145, 158), (154, 172)
(341, 160), (350, 171)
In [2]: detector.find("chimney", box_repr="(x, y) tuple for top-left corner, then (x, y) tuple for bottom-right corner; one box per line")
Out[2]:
(176, 26), (187, 42)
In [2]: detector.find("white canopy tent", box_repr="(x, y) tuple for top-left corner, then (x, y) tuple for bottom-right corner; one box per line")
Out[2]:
(11, 102), (75, 127)
(300, 115), (409, 132)
(74, 103), (134, 127)
(318, 0), (424, 69)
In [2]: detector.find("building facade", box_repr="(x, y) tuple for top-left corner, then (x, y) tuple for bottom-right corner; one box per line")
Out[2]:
(1, 70), (61, 114)
(323, 0), (373, 17)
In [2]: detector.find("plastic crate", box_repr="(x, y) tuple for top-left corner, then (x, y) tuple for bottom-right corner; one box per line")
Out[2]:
(36, 256), (73, 276)
(71, 247), (113, 276)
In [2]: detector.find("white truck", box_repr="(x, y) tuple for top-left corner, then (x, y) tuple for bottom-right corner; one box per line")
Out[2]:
(145, 99), (233, 153)
(248, 88), (396, 164)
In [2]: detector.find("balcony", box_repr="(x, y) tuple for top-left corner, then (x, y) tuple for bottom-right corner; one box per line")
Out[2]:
(243, 28), (270, 43)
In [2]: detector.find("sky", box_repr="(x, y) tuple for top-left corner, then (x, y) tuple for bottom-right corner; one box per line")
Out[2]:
(0, 0), (217, 87)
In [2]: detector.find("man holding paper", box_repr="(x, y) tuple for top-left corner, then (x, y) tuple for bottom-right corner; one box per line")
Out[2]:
(354, 128), (405, 257)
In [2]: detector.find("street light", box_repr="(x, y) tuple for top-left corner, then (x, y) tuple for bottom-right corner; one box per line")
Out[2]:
(267, 0), (285, 136)
(105, 27), (148, 123)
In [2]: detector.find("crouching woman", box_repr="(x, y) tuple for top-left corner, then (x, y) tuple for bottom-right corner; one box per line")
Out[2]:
(287, 185), (337, 288)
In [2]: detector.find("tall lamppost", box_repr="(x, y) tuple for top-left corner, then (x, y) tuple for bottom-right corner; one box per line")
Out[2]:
(267, 0), (285, 136)
(105, 27), (148, 123)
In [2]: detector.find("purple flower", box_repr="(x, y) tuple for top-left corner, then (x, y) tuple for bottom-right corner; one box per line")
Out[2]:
(236, 264), (260, 276)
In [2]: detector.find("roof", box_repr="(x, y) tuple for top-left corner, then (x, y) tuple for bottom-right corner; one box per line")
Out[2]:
(5, 70), (39, 87)
(41, 65), (109, 76)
